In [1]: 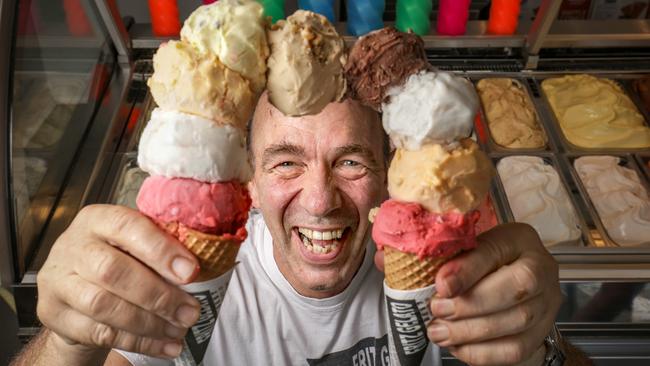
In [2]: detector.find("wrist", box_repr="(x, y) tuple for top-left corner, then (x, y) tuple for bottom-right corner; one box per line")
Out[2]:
(514, 343), (546, 366)
(47, 330), (109, 366)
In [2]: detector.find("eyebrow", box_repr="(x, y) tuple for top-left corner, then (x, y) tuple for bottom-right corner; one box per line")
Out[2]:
(261, 142), (306, 167)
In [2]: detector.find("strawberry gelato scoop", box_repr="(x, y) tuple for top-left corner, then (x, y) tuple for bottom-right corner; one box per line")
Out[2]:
(372, 199), (480, 260)
(136, 176), (251, 237)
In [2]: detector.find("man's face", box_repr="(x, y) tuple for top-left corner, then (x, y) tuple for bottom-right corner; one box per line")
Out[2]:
(249, 94), (387, 298)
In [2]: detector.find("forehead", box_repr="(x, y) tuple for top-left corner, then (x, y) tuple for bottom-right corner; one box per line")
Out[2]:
(251, 94), (382, 154)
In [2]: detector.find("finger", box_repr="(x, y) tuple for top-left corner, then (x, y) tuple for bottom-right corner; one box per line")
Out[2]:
(374, 249), (384, 272)
(427, 294), (548, 347)
(75, 241), (200, 328)
(79, 204), (199, 284)
(430, 255), (546, 319)
(52, 305), (183, 359)
(55, 273), (187, 340)
(447, 321), (550, 366)
(435, 223), (545, 298)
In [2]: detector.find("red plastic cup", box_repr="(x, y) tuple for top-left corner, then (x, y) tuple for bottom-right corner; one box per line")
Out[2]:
(148, 0), (181, 37)
(203, 0), (218, 4)
(17, 0), (39, 35)
(64, 0), (93, 36)
(437, 0), (471, 36)
(487, 0), (521, 35)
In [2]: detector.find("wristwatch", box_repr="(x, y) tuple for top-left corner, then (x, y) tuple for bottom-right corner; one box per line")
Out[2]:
(543, 325), (566, 366)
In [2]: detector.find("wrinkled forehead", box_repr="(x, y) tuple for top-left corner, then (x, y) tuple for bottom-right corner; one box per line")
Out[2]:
(249, 92), (382, 155)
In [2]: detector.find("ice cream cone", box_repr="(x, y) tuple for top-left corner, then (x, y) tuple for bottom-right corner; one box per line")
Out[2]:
(383, 246), (457, 290)
(161, 222), (242, 281)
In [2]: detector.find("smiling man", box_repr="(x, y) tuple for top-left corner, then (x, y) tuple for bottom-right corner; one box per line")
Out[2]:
(13, 94), (586, 366)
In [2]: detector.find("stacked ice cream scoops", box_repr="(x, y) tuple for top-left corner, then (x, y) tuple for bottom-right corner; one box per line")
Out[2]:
(136, 0), (268, 282)
(347, 27), (495, 291)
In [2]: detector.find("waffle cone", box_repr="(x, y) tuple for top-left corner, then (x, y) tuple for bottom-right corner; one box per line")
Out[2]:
(383, 246), (457, 290)
(161, 222), (242, 281)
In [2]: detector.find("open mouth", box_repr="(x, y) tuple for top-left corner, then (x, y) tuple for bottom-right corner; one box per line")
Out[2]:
(294, 226), (351, 261)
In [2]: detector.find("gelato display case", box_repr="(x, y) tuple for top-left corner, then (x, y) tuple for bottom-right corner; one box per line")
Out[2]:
(1, 0), (650, 364)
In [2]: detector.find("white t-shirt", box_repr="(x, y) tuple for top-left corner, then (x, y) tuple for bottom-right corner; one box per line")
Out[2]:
(118, 212), (441, 365)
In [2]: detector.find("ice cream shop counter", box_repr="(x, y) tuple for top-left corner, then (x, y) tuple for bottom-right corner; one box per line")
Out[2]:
(1, 0), (650, 364)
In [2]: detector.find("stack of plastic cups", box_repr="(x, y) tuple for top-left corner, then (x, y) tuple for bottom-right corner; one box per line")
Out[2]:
(487, 0), (521, 35)
(299, 0), (336, 23)
(259, 0), (285, 23)
(64, 0), (92, 36)
(395, 0), (432, 35)
(347, 0), (385, 36)
(17, 0), (39, 35)
(148, 0), (181, 36)
(436, 0), (471, 36)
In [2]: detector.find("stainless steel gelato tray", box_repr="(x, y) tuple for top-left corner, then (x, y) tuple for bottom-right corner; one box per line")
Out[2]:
(534, 73), (650, 154)
(108, 153), (149, 210)
(471, 76), (554, 154)
(563, 153), (650, 250)
(489, 153), (593, 252)
(635, 153), (650, 182)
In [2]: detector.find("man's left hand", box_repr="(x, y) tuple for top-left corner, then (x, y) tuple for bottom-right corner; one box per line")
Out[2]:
(426, 223), (561, 366)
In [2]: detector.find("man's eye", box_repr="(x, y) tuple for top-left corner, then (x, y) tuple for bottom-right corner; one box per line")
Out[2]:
(278, 161), (295, 167)
(340, 160), (360, 167)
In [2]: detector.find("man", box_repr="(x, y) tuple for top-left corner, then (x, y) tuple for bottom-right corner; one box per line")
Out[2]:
(13, 94), (581, 365)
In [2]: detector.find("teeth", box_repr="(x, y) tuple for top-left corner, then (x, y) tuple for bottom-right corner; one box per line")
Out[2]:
(298, 227), (345, 240)
(300, 232), (340, 254)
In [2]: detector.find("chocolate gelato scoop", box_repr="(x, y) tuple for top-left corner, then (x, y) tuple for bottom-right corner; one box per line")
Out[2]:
(345, 26), (432, 111)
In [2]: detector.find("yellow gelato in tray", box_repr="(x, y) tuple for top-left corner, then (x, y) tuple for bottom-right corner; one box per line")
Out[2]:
(541, 74), (650, 149)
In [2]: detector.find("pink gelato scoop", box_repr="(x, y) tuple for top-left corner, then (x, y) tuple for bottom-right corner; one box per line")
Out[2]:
(372, 199), (480, 259)
(136, 176), (251, 236)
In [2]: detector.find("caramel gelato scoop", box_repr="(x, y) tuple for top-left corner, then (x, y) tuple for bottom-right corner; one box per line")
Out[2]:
(266, 10), (347, 117)
(388, 139), (495, 214)
(148, 40), (255, 129)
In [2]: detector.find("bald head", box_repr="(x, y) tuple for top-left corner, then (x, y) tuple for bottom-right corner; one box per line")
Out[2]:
(247, 92), (388, 167)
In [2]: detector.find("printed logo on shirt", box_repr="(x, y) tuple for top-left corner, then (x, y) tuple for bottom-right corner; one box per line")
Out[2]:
(306, 334), (390, 366)
(385, 297), (429, 366)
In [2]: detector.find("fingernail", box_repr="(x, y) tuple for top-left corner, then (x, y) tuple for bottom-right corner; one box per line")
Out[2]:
(427, 324), (449, 343)
(431, 299), (455, 318)
(164, 323), (186, 339)
(172, 257), (196, 281)
(176, 305), (199, 328)
(163, 342), (182, 358)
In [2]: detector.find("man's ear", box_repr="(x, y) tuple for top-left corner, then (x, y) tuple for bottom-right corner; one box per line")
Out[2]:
(248, 179), (260, 209)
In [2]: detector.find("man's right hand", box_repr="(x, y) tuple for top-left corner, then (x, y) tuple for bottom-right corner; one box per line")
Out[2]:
(36, 204), (201, 361)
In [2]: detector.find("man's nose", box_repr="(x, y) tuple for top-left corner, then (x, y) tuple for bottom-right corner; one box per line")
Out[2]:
(300, 166), (342, 217)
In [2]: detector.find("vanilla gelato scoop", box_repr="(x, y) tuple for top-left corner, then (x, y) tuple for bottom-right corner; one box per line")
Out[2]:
(148, 40), (255, 129)
(382, 71), (478, 150)
(388, 139), (495, 214)
(575, 156), (650, 246)
(497, 156), (581, 246)
(181, 0), (269, 93)
(138, 108), (251, 183)
(266, 10), (347, 116)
